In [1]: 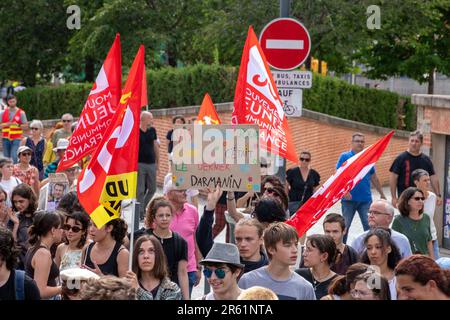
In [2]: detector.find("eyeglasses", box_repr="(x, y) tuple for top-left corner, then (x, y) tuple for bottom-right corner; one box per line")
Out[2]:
(368, 210), (391, 216)
(412, 197), (425, 201)
(350, 289), (373, 298)
(30, 127), (40, 131)
(62, 224), (83, 233)
(20, 152), (32, 157)
(203, 267), (227, 279)
(62, 119), (72, 123)
(300, 157), (311, 162)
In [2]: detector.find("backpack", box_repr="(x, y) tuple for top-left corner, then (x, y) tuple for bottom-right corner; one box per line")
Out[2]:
(14, 270), (25, 300)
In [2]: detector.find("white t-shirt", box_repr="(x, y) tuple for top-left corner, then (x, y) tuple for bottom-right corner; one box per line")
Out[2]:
(0, 177), (21, 207)
(423, 192), (437, 240)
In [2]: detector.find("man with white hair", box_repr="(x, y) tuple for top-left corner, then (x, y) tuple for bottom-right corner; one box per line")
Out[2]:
(351, 199), (412, 259)
(137, 111), (159, 220)
(52, 113), (73, 146)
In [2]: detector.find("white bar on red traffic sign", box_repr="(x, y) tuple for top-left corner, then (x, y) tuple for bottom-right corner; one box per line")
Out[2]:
(266, 39), (304, 50)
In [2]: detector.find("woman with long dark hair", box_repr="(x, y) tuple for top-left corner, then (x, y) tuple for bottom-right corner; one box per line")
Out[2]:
(7, 183), (38, 269)
(55, 211), (91, 272)
(126, 235), (182, 300)
(25, 211), (64, 299)
(392, 187), (434, 258)
(361, 228), (402, 299)
(81, 218), (129, 277)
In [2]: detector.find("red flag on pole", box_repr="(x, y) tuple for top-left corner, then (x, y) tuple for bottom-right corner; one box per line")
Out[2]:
(57, 34), (122, 172)
(232, 26), (298, 164)
(141, 64), (148, 107)
(286, 131), (394, 237)
(196, 93), (221, 124)
(77, 46), (145, 228)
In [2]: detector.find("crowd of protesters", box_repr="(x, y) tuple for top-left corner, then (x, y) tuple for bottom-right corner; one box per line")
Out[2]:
(0, 107), (449, 301)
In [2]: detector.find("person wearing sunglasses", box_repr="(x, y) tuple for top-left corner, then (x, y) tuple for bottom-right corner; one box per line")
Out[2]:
(13, 145), (40, 198)
(336, 132), (386, 244)
(20, 120), (45, 180)
(51, 113), (73, 148)
(351, 199), (412, 259)
(54, 211), (91, 273)
(286, 151), (321, 216)
(198, 242), (244, 300)
(392, 187), (434, 258)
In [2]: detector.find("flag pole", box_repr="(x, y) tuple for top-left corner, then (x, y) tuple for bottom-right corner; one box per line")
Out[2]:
(128, 198), (136, 270)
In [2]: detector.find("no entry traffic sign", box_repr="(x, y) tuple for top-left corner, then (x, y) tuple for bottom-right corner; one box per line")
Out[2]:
(260, 18), (311, 71)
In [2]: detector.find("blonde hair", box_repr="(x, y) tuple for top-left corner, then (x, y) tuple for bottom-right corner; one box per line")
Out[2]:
(79, 276), (136, 300)
(237, 286), (279, 300)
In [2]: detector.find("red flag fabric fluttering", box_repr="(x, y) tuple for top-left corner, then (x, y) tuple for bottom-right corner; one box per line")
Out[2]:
(232, 26), (298, 164)
(57, 34), (122, 172)
(196, 93), (221, 124)
(286, 131), (395, 237)
(77, 46), (145, 228)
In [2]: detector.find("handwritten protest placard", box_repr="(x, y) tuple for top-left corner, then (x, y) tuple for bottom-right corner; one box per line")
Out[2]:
(171, 124), (260, 191)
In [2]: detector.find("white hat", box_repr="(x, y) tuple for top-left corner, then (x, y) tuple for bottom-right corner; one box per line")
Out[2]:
(53, 138), (69, 152)
(163, 177), (175, 195)
(60, 267), (100, 282)
(17, 145), (32, 156)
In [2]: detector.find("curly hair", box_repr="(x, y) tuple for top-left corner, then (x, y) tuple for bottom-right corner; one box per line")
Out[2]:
(11, 183), (37, 216)
(79, 275), (136, 300)
(56, 191), (85, 215)
(145, 196), (170, 227)
(105, 218), (128, 243)
(0, 227), (20, 270)
(361, 228), (402, 270)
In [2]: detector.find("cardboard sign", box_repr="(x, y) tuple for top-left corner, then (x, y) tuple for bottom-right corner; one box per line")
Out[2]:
(46, 173), (70, 212)
(171, 124), (261, 191)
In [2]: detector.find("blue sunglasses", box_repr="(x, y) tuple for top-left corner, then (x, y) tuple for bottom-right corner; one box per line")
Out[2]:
(203, 267), (227, 279)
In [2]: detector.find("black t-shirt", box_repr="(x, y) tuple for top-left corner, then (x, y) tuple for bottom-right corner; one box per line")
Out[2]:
(166, 129), (174, 153)
(295, 268), (337, 300)
(138, 127), (158, 164)
(0, 269), (41, 300)
(133, 228), (188, 286)
(286, 168), (320, 202)
(389, 151), (435, 196)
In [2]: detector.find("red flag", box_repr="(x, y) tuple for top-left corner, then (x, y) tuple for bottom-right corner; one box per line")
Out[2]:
(286, 131), (394, 237)
(232, 26), (298, 164)
(196, 93), (221, 124)
(77, 46), (145, 228)
(57, 34), (122, 172)
(141, 64), (148, 107)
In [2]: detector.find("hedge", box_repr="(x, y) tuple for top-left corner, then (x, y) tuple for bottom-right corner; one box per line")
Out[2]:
(16, 65), (415, 131)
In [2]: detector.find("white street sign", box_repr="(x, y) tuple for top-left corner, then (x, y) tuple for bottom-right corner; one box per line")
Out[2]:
(272, 71), (312, 89)
(278, 88), (302, 117)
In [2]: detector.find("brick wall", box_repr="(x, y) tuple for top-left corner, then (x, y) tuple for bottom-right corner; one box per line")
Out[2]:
(14, 105), (410, 188)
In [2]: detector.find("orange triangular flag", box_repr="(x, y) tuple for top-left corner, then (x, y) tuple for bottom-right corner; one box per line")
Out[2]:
(196, 93), (221, 124)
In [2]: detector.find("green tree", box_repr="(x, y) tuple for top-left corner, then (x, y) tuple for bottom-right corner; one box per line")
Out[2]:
(358, 0), (450, 94)
(0, 1), (70, 86)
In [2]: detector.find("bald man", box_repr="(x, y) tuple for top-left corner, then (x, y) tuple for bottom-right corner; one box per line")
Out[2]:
(137, 111), (159, 220)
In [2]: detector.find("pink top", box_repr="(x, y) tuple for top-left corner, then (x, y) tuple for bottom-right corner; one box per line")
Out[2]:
(170, 202), (199, 272)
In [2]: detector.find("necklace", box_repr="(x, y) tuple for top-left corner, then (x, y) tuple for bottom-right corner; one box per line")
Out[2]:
(311, 269), (333, 289)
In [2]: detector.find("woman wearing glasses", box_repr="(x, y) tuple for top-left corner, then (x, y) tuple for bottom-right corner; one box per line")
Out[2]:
(392, 187), (434, 259)
(126, 235), (182, 300)
(13, 145), (40, 197)
(55, 211), (91, 272)
(361, 228), (402, 299)
(20, 120), (46, 180)
(286, 151), (320, 216)
(350, 270), (391, 300)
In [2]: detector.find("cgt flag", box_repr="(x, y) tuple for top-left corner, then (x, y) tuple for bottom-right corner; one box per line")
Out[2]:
(196, 93), (221, 124)
(57, 34), (122, 172)
(77, 45), (145, 228)
(286, 131), (394, 237)
(232, 26), (298, 164)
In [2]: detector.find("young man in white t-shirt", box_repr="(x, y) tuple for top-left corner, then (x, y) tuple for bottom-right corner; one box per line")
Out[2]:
(0, 158), (21, 207)
(238, 222), (316, 300)
(412, 169), (439, 259)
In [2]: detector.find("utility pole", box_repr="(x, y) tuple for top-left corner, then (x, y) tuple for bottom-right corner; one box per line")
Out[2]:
(274, 0), (291, 183)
